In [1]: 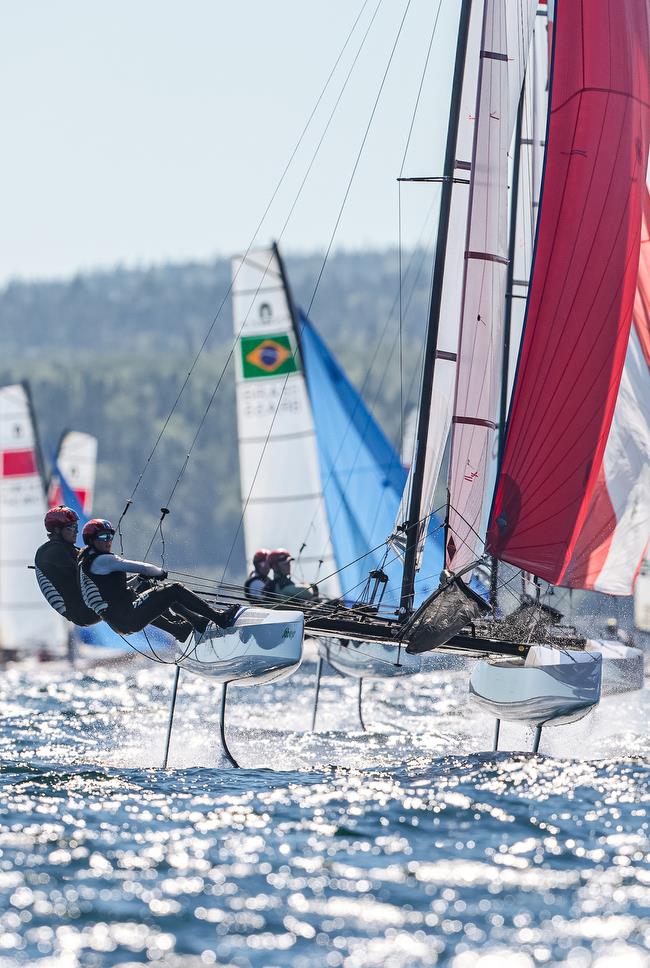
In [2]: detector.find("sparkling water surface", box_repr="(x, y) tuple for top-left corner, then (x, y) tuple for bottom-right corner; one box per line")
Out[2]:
(0, 651), (649, 967)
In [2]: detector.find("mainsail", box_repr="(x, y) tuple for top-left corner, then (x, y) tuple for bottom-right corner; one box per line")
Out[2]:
(232, 248), (340, 597)
(446, 0), (536, 571)
(393, 0), (483, 568)
(48, 430), (97, 515)
(0, 384), (68, 653)
(487, 0), (650, 586)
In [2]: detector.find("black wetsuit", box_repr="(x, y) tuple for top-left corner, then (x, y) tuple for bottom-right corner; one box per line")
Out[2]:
(244, 569), (267, 602)
(35, 537), (101, 626)
(79, 549), (232, 637)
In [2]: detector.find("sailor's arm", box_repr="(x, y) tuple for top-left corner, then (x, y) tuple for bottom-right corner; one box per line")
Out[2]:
(90, 555), (166, 578)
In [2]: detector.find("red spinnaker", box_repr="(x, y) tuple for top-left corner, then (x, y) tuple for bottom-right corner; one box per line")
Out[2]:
(486, 0), (650, 585)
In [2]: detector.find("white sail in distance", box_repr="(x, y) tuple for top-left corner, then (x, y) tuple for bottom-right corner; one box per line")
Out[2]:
(232, 247), (341, 597)
(49, 430), (98, 515)
(446, 0), (537, 571)
(0, 384), (68, 653)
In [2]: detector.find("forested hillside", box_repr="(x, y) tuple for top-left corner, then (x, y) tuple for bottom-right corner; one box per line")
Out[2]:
(0, 251), (429, 577)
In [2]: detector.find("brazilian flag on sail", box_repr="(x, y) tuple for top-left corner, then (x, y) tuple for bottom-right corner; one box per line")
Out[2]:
(240, 334), (299, 379)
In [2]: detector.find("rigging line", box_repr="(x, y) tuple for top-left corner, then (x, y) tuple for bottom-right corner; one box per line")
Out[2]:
(118, 0), (373, 520)
(314, 226), (439, 545)
(299, 198), (438, 556)
(144, 1), (388, 565)
(398, 0), (444, 178)
(393, 0), (445, 451)
(305, 0), (415, 320)
(176, 498), (448, 600)
(399, 183), (404, 454)
(233, 501), (452, 609)
(217, 0), (405, 576)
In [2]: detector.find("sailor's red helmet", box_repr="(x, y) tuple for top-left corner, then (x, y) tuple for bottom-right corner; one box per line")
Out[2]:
(44, 505), (79, 533)
(268, 548), (293, 569)
(82, 518), (116, 545)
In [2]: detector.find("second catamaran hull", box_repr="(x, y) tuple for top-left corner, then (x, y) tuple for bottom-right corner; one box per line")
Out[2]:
(317, 638), (421, 679)
(177, 608), (303, 684)
(585, 640), (645, 695)
(469, 650), (602, 726)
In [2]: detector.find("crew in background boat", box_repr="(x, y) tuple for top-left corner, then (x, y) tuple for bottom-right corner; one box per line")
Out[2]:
(35, 506), (102, 627)
(265, 549), (318, 603)
(244, 549), (270, 603)
(78, 518), (239, 640)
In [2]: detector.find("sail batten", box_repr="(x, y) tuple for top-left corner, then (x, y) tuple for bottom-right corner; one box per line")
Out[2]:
(487, 0), (650, 587)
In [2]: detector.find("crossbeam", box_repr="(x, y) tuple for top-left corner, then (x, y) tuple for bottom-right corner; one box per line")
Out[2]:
(302, 609), (529, 659)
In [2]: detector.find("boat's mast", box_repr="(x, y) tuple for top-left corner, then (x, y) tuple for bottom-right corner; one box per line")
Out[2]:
(22, 380), (48, 499)
(489, 83), (526, 610)
(273, 241), (305, 367)
(400, 0), (473, 614)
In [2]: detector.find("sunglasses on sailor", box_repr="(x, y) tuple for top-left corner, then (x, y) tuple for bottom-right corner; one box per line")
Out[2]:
(95, 533), (114, 542)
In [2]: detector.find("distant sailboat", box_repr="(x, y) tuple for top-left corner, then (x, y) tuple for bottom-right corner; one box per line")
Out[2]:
(0, 383), (68, 658)
(231, 243), (446, 721)
(48, 430), (97, 516)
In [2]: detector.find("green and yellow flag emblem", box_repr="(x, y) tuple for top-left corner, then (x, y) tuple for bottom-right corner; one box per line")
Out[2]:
(240, 334), (299, 379)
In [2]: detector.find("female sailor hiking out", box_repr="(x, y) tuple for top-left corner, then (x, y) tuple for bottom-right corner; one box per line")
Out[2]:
(35, 506), (102, 627)
(78, 518), (239, 640)
(244, 548), (270, 603)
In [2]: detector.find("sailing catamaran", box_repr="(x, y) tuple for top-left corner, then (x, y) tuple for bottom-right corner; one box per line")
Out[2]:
(228, 0), (650, 749)
(231, 242), (443, 728)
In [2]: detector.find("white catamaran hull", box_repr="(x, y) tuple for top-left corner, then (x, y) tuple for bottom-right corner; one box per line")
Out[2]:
(176, 607), (303, 684)
(317, 638), (421, 679)
(469, 647), (602, 727)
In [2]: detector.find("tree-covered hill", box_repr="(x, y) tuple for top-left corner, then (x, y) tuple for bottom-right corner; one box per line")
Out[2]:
(0, 251), (428, 577)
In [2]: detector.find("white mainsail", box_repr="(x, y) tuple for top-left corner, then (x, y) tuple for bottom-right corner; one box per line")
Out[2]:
(0, 384), (68, 653)
(446, 0), (536, 571)
(49, 430), (97, 515)
(391, 0), (483, 565)
(232, 248), (341, 597)
(507, 7), (548, 403)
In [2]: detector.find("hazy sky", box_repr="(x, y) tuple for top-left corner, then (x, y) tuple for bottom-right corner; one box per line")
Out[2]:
(0, 0), (458, 285)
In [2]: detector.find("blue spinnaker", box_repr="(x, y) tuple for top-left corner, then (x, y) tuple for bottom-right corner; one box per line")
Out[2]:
(300, 312), (444, 608)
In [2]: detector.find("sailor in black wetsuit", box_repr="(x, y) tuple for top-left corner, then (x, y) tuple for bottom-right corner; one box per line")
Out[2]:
(78, 519), (239, 639)
(35, 506), (101, 626)
(244, 548), (270, 602)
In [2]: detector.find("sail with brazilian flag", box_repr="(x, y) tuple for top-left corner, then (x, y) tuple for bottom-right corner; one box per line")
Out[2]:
(232, 246), (341, 598)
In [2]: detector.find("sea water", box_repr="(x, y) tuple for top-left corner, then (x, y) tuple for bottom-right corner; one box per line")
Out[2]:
(0, 654), (648, 967)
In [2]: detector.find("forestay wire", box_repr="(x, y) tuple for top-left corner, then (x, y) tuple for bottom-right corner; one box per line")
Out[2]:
(116, 0), (375, 542)
(220, 0), (417, 586)
(140, 0), (388, 564)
